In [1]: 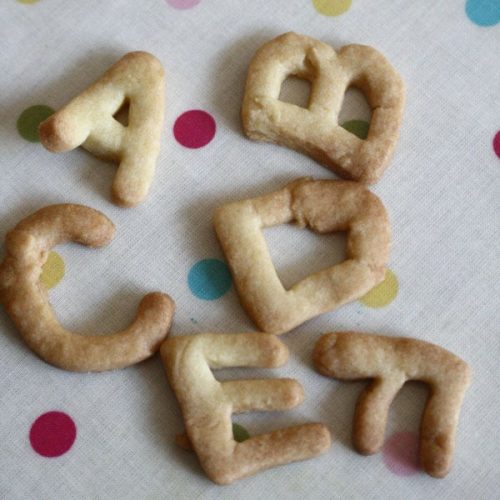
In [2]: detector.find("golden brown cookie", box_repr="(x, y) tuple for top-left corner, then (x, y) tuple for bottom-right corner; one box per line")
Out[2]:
(0, 204), (175, 372)
(313, 332), (471, 478)
(161, 332), (331, 485)
(242, 32), (405, 184)
(39, 51), (165, 207)
(214, 178), (390, 334)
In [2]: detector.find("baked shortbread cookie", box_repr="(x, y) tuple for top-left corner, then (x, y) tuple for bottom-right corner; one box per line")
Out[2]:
(0, 204), (175, 372)
(214, 178), (390, 334)
(161, 333), (331, 485)
(242, 32), (405, 184)
(39, 51), (165, 207)
(313, 332), (471, 478)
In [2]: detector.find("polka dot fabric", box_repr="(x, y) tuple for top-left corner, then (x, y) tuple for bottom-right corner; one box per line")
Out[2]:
(1, 0), (498, 498)
(383, 432), (420, 476)
(465, 0), (500, 26)
(40, 251), (65, 289)
(493, 131), (500, 158)
(173, 110), (216, 149)
(312, 0), (352, 17)
(29, 412), (77, 458)
(188, 258), (231, 300)
(166, 0), (201, 10)
(360, 269), (399, 308)
(17, 105), (54, 142)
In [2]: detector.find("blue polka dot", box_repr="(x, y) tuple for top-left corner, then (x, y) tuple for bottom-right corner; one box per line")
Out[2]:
(188, 259), (232, 300)
(465, 0), (499, 26)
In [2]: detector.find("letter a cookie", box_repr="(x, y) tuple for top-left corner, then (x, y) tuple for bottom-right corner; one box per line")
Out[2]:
(161, 333), (331, 484)
(39, 52), (165, 207)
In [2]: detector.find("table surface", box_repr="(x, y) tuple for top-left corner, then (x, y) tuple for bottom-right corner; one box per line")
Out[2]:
(1, 1), (499, 499)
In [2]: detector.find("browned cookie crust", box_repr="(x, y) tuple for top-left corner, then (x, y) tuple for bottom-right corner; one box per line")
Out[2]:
(0, 204), (175, 371)
(161, 332), (331, 484)
(313, 332), (471, 478)
(214, 178), (390, 334)
(242, 32), (405, 184)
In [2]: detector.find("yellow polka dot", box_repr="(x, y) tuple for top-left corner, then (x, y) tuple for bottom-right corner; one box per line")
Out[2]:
(40, 251), (65, 289)
(360, 269), (398, 308)
(312, 0), (352, 16)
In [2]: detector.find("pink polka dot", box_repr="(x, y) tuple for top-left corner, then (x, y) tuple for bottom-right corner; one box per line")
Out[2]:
(174, 110), (216, 149)
(166, 0), (201, 10)
(493, 131), (500, 158)
(382, 431), (420, 476)
(29, 411), (77, 457)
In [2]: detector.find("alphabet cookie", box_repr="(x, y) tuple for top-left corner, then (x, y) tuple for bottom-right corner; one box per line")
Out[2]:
(242, 32), (405, 183)
(214, 178), (390, 334)
(0, 204), (175, 372)
(313, 332), (471, 478)
(39, 51), (165, 207)
(161, 332), (331, 484)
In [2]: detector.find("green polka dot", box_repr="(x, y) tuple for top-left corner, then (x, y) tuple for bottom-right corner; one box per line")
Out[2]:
(232, 423), (250, 442)
(342, 119), (369, 140)
(17, 105), (54, 142)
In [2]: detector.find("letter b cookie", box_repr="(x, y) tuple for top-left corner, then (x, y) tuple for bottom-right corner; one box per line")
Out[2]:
(242, 32), (405, 184)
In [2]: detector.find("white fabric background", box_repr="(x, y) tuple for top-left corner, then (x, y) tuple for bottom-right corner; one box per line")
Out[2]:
(0, 0), (499, 498)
